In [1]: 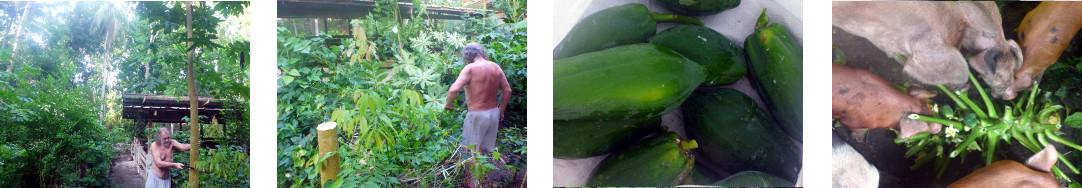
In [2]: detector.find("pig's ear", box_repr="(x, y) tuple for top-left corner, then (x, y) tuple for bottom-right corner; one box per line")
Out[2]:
(1008, 40), (1023, 70)
(907, 86), (936, 99)
(1026, 146), (1059, 173)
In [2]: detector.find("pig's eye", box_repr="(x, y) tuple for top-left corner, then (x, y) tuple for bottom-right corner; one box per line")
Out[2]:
(985, 49), (1001, 73)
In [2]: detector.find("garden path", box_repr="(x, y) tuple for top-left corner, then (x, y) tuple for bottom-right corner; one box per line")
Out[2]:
(111, 147), (145, 188)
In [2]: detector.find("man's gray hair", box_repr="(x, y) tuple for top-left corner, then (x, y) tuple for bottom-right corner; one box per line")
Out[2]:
(157, 127), (171, 147)
(461, 42), (487, 63)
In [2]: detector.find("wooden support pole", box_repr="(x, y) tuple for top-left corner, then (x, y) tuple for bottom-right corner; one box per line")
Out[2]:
(317, 122), (340, 186)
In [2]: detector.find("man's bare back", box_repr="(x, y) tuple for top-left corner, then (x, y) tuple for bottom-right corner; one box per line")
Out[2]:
(461, 61), (510, 110)
(445, 44), (512, 119)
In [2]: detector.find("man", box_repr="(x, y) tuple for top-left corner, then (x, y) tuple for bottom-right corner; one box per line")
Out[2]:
(445, 42), (512, 153)
(146, 127), (191, 188)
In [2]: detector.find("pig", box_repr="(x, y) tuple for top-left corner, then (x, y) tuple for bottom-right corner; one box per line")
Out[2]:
(833, 133), (878, 188)
(833, 64), (942, 139)
(1014, 2), (1082, 91)
(947, 146), (1060, 188)
(834, 1), (1024, 100)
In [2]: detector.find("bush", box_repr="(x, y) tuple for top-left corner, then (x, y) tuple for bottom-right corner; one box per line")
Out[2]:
(0, 68), (115, 187)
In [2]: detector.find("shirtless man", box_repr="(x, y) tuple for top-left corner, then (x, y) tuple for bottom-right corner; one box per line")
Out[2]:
(146, 127), (191, 188)
(445, 42), (512, 153)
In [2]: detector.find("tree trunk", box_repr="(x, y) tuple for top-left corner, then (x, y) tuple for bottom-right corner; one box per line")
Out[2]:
(146, 31), (156, 81)
(6, 2), (31, 73)
(184, 3), (200, 188)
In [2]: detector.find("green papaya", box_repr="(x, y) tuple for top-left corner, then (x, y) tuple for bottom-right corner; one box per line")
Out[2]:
(683, 88), (801, 181)
(744, 8), (803, 141)
(554, 44), (705, 121)
(554, 3), (703, 59)
(711, 171), (794, 187)
(654, 0), (741, 16)
(553, 118), (661, 159)
(650, 25), (746, 85)
(587, 132), (697, 186)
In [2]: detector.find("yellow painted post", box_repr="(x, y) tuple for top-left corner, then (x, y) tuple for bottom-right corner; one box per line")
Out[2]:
(317, 122), (340, 186)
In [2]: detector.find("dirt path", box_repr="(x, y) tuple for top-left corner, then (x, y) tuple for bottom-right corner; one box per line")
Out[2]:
(111, 148), (144, 188)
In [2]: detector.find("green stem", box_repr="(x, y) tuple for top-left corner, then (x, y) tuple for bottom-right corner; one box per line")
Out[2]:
(951, 129), (983, 158)
(1038, 131), (1081, 174)
(896, 132), (932, 144)
(1011, 128), (1038, 152)
(938, 85), (969, 111)
(984, 133), (997, 166)
(908, 114), (962, 128)
(935, 155), (950, 179)
(1046, 130), (1082, 152)
(905, 139), (930, 158)
(969, 73), (997, 118)
(1026, 82), (1040, 115)
(754, 8), (769, 29)
(1037, 105), (1063, 123)
(1058, 153), (1081, 174)
(911, 150), (936, 170)
(680, 139), (699, 151)
(1014, 91), (1027, 116)
(1026, 131), (1040, 152)
(652, 13), (704, 26)
(958, 93), (988, 119)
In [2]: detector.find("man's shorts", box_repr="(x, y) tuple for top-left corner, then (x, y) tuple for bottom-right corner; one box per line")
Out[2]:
(463, 108), (499, 152)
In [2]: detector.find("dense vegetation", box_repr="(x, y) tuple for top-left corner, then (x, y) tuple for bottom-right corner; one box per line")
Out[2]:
(277, 0), (527, 187)
(0, 2), (249, 187)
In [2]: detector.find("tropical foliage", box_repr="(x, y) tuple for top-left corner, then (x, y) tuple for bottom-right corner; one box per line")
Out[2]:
(277, 0), (527, 187)
(0, 1), (248, 187)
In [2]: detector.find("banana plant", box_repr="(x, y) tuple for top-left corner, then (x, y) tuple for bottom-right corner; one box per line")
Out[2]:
(896, 72), (1082, 181)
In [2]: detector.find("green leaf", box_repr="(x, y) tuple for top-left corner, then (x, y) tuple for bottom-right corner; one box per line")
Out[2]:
(288, 69), (300, 76)
(1066, 112), (1082, 128)
(282, 75), (294, 85)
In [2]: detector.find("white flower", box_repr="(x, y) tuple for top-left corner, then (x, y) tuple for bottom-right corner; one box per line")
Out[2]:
(392, 26), (398, 34)
(945, 124), (959, 138)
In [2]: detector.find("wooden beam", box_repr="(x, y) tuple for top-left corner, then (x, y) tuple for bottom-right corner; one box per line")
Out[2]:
(277, 0), (489, 20)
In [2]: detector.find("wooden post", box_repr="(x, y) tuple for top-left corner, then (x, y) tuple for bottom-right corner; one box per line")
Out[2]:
(317, 122), (340, 186)
(184, 2), (200, 187)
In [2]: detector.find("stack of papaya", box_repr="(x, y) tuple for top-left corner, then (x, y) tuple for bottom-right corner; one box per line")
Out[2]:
(553, 1), (802, 186)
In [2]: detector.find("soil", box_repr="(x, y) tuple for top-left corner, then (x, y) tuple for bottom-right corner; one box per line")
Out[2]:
(110, 144), (145, 188)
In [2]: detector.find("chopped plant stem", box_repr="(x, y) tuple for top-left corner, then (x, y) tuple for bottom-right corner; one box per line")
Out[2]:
(1046, 130), (1082, 152)
(984, 135), (997, 165)
(1038, 105), (1064, 123)
(958, 93), (988, 119)
(906, 139), (930, 158)
(911, 151), (936, 170)
(1015, 92), (1028, 114)
(950, 129), (983, 158)
(1038, 132), (1050, 147)
(1059, 153), (1081, 174)
(937, 85), (969, 110)
(1027, 82), (1040, 114)
(908, 114), (962, 128)
(969, 73), (997, 118)
(1011, 128), (1039, 152)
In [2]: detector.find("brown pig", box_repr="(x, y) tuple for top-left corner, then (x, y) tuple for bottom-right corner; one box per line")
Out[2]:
(1014, 2), (1082, 91)
(833, 1), (1023, 100)
(833, 64), (942, 139)
(947, 146), (1060, 188)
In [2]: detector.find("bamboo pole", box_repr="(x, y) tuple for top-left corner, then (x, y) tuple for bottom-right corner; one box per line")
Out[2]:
(317, 122), (340, 186)
(184, 2), (200, 187)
